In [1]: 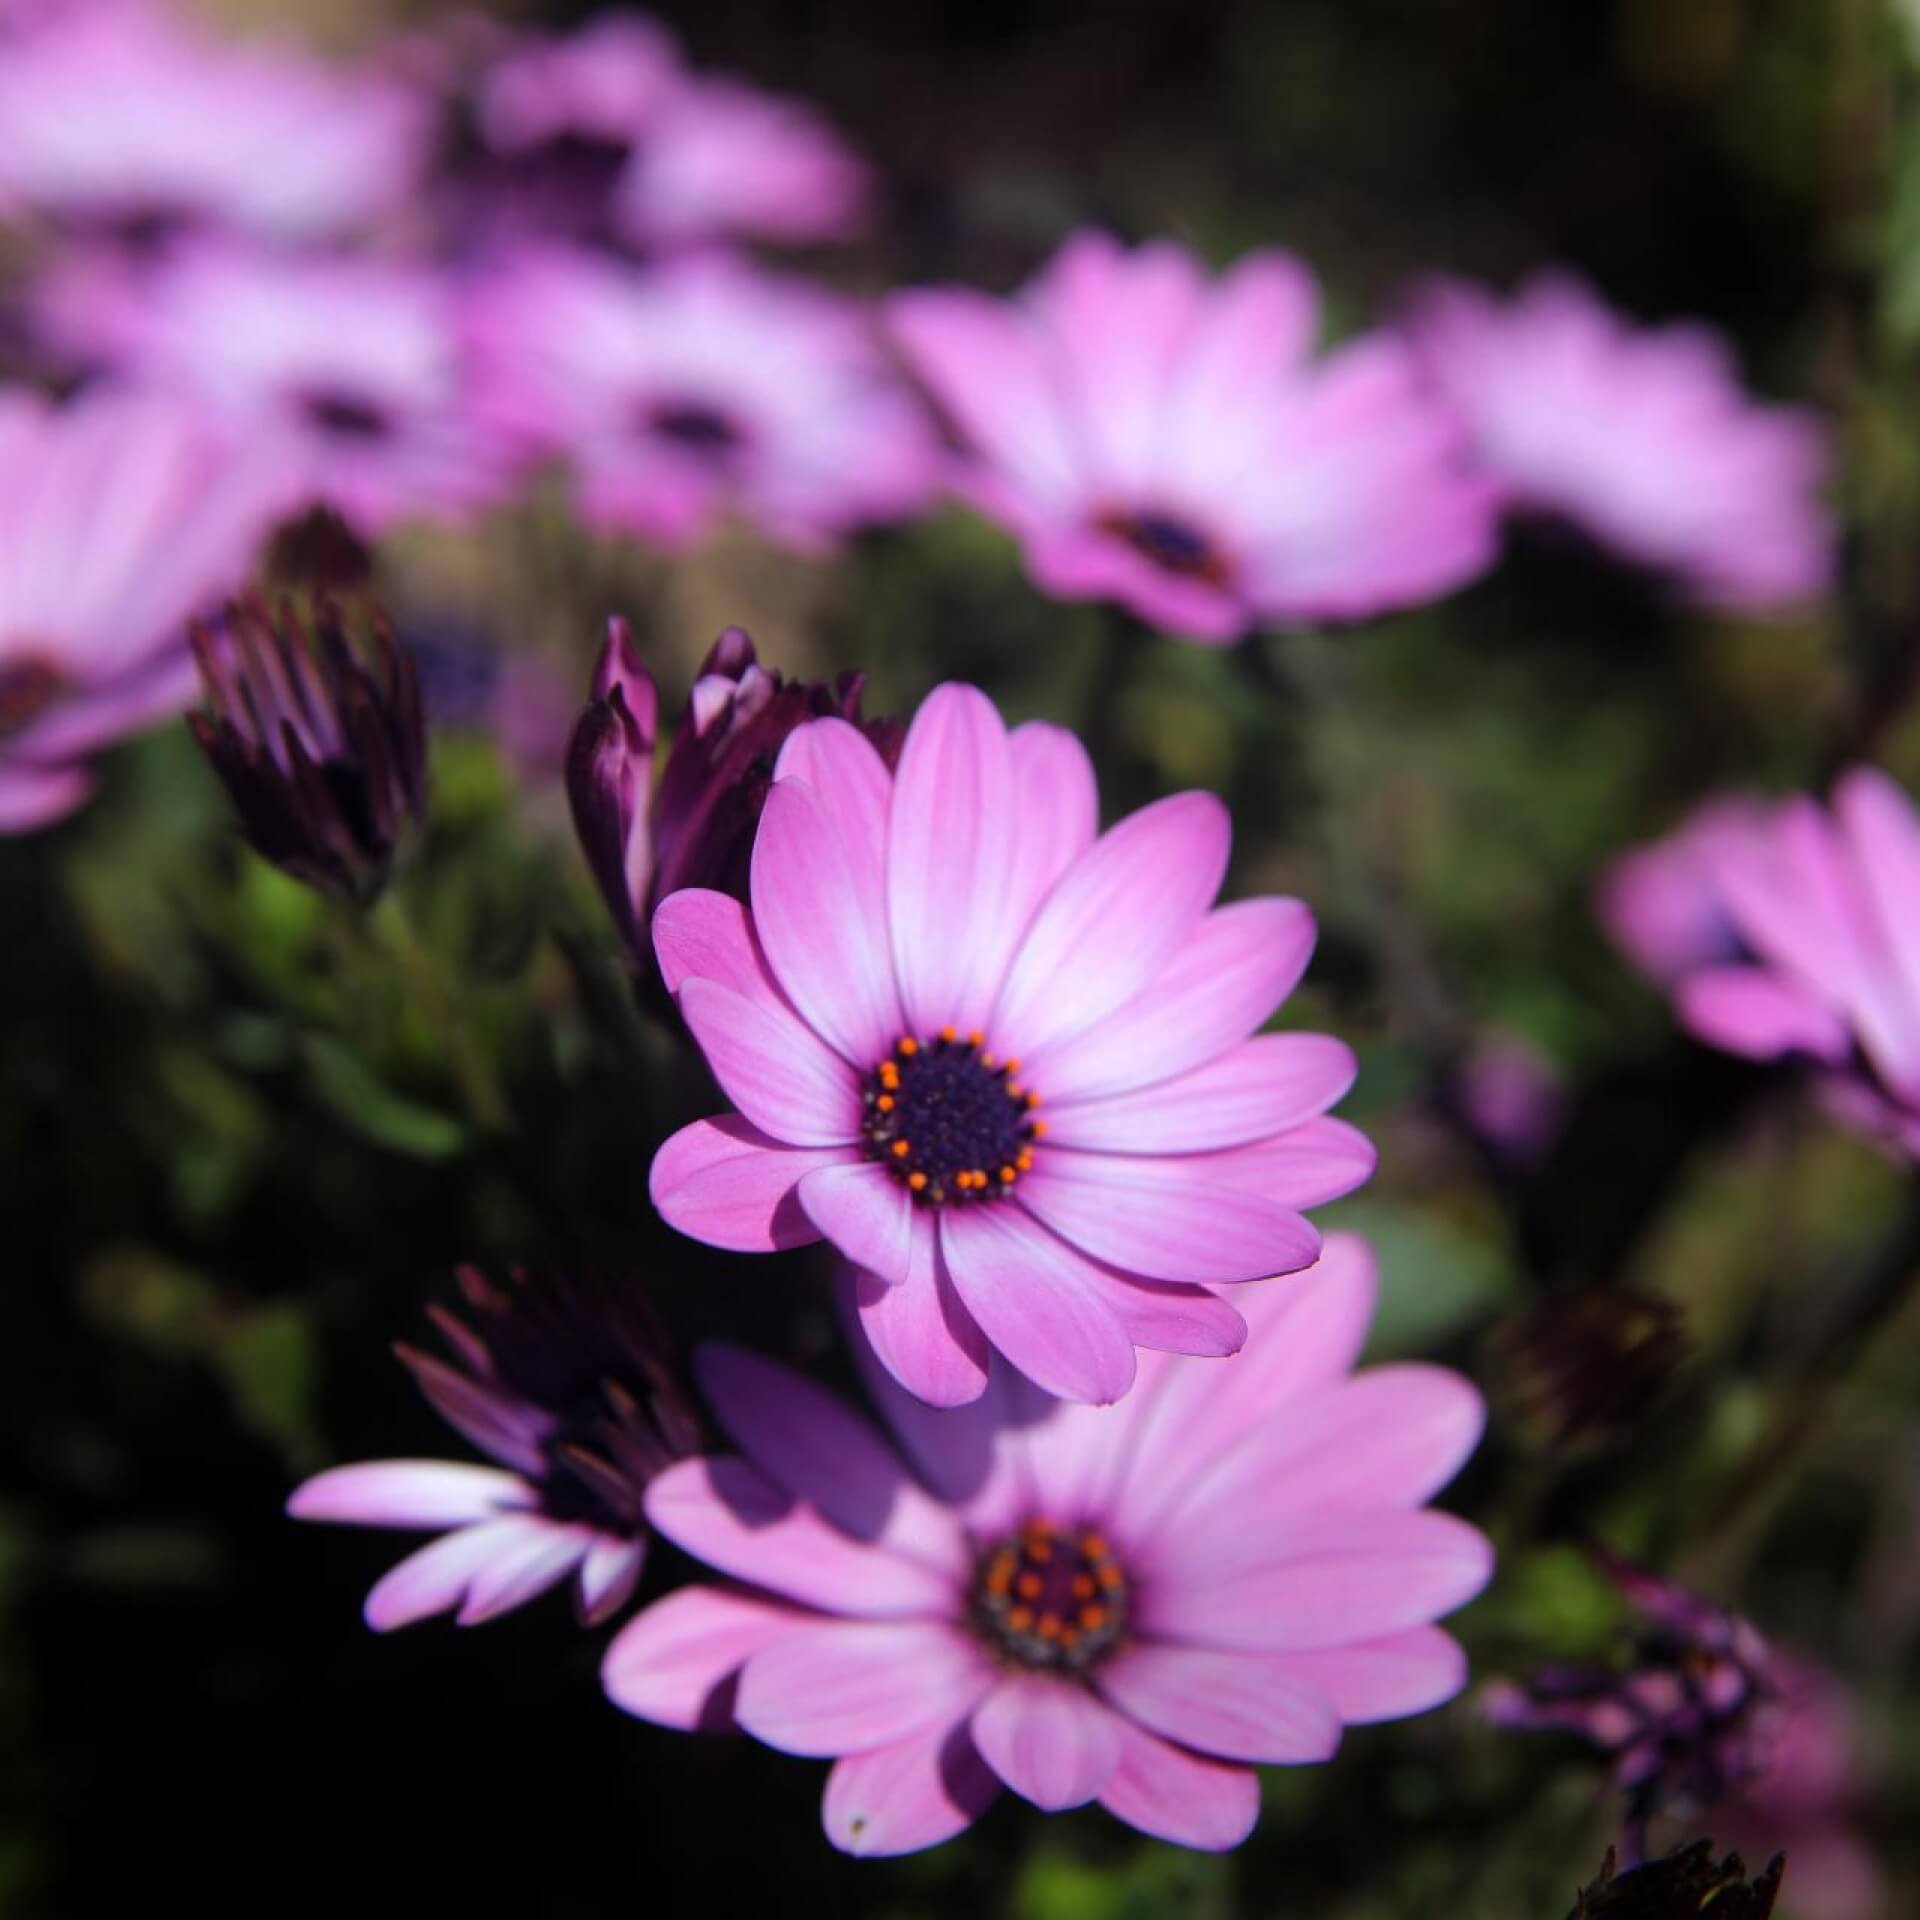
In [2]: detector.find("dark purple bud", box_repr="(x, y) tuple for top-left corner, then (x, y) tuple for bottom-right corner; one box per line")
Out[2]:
(189, 596), (426, 906)
(1568, 1839), (1784, 1918)
(566, 616), (658, 953)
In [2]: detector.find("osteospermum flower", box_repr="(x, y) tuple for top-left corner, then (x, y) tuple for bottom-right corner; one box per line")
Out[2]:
(289, 1266), (700, 1630)
(602, 1235), (1490, 1856)
(470, 11), (865, 252)
(885, 230), (1497, 643)
(101, 241), (512, 536)
(1611, 768), (1920, 1160)
(0, 383), (289, 831)
(1406, 274), (1833, 612)
(569, 619), (900, 963)
(0, 0), (428, 241)
(470, 247), (935, 551)
(649, 681), (1372, 1405)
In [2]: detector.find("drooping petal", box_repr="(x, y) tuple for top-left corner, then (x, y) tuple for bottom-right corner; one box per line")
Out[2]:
(1026, 897), (1317, 1102)
(822, 1718), (1002, 1858)
(362, 1516), (565, 1631)
(798, 1161), (916, 1287)
(1042, 1032), (1356, 1152)
(678, 978), (861, 1147)
(603, 1586), (812, 1730)
(751, 774), (903, 1068)
(1264, 1626), (1468, 1724)
(887, 682), (1016, 1033)
(644, 1456), (958, 1618)
(1096, 1645), (1342, 1763)
(736, 1619), (993, 1755)
(969, 1674), (1124, 1809)
(695, 1344), (967, 1572)
(1094, 1716), (1260, 1851)
(846, 1220), (993, 1408)
(287, 1459), (533, 1529)
(576, 1534), (648, 1625)
(1675, 964), (1851, 1062)
(1092, 1271), (1248, 1358)
(1018, 1154), (1321, 1284)
(649, 1116), (850, 1252)
(938, 1205), (1137, 1404)
(457, 1518), (598, 1625)
(1136, 1509), (1494, 1653)
(993, 792), (1229, 1058)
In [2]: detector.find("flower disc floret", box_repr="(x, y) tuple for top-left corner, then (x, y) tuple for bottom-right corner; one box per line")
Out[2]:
(863, 1030), (1041, 1205)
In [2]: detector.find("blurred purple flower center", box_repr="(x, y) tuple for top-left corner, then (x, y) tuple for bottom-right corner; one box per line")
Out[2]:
(861, 1029), (1041, 1205)
(297, 389), (395, 442)
(1100, 508), (1226, 581)
(974, 1518), (1130, 1672)
(645, 399), (745, 456)
(0, 653), (65, 739)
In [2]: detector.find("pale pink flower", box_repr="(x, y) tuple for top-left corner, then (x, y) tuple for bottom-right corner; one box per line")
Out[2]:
(603, 1234), (1489, 1856)
(289, 1267), (699, 1631)
(0, 383), (290, 831)
(1616, 769), (1920, 1159)
(1407, 273), (1833, 612)
(0, 0), (428, 240)
(648, 681), (1372, 1406)
(471, 11), (865, 251)
(469, 247), (936, 551)
(103, 240), (514, 536)
(886, 230), (1497, 644)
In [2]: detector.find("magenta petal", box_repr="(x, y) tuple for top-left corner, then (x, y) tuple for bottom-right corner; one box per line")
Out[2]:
(695, 1343), (966, 1572)
(737, 1620), (993, 1756)
(847, 1220), (993, 1408)
(1027, 897), (1315, 1102)
(993, 792), (1230, 1059)
(822, 1718), (1002, 1858)
(887, 683), (1017, 1033)
(644, 1456), (957, 1618)
(1004, 722), (1098, 939)
(287, 1459), (533, 1528)
(751, 774), (903, 1068)
(576, 1535), (648, 1625)
(938, 1206), (1137, 1405)
(1248, 1117), (1379, 1207)
(798, 1161), (916, 1287)
(1092, 1272), (1247, 1358)
(1676, 963), (1852, 1063)
(1097, 1645), (1342, 1763)
(969, 1675), (1124, 1810)
(1265, 1626), (1468, 1725)
(1836, 766), (1920, 1071)
(649, 1116), (848, 1253)
(457, 1518), (596, 1625)
(0, 761), (92, 831)
(603, 1586), (810, 1731)
(1044, 1033), (1356, 1153)
(653, 888), (774, 998)
(772, 716), (893, 869)
(1019, 1156), (1321, 1284)
(1095, 1716), (1260, 1851)
(1137, 1510), (1494, 1652)
(678, 978), (860, 1147)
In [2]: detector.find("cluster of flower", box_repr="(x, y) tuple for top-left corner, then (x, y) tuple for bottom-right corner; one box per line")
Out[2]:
(0, 0), (1888, 1889)
(0, 2), (1835, 830)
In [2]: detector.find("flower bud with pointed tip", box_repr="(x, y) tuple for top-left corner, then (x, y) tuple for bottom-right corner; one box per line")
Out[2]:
(189, 596), (427, 906)
(566, 615), (659, 953)
(1568, 1839), (1785, 1919)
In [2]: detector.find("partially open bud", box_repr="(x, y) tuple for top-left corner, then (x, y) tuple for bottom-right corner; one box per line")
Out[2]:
(1567, 1839), (1784, 1918)
(189, 597), (427, 905)
(567, 620), (897, 966)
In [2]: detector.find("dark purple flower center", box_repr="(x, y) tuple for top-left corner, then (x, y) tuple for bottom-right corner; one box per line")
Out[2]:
(644, 399), (745, 457)
(297, 389), (395, 442)
(862, 1030), (1043, 1206)
(974, 1518), (1129, 1672)
(1098, 507), (1229, 583)
(0, 652), (66, 739)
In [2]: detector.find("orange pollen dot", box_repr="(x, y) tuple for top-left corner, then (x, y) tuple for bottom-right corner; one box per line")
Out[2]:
(1025, 1091), (1042, 1108)
(1004, 1057), (1021, 1073)
(1016, 1151), (1034, 1172)
(1058, 1627), (1081, 1650)
(1071, 1574), (1095, 1601)
(1036, 1614), (1062, 1639)
(908, 1172), (928, 1192)
(985, 1568), (1011, 1595)
(876, 1094), (895, 1112)
(897, 1036), (919, 1055)
(1081, 1605), (1108, 1632)
(1006, 1606), (1033, 1633)
(1030, 1120), (1048, 1137)
(1080, 1532), (1109, 1558)
(982, 1054), (998, 1070)
(891, 1140), (912, 1159)
(1097, 1564), (1125, 1590)
(939, 1025), (957, 1042)
(967, 1030), (984, 1046)
(1015, 1572), (1043, 1600)
(999, 1166), (1016, 1184)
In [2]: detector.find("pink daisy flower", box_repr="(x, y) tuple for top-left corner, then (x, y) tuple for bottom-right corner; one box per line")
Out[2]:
(469, 247), (936, 552)
(289, 1266), (700, 1631)
(0, 0), (428, 241)
(885, 230), (1497, 644)
(1406, 273), (1833, 613)
(602, 1234), (1491, 1857)
(471, 11), (865, 252)
(1614, 768), (1920, 1160)
(0, 383), (290, 831)
(648, 681), (1373, 1406)
(104, 240), (513, 536)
